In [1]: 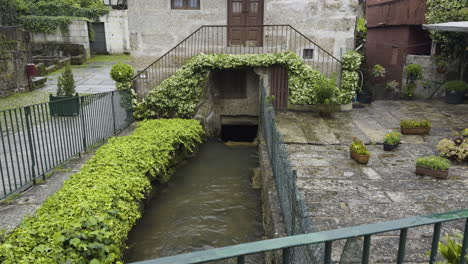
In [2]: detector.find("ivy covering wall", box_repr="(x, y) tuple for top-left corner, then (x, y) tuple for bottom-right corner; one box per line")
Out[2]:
(0, 119), (204, 264)
(134, 52), (357, 119)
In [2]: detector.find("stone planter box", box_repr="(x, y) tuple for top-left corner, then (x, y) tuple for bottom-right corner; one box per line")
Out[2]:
(401, 126), (431, 135)
(383, 143), (399, 151)
(340, 102), (353, 112)
(415, 166), (448, 179)
(350, 150), (370, 164)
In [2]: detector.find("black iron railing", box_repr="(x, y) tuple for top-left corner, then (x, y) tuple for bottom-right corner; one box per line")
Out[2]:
(132, 25), (342, 99)
(0, 91), (134, 200)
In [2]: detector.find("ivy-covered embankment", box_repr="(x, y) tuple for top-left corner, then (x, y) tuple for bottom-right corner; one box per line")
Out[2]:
(0, 119), (204, 264)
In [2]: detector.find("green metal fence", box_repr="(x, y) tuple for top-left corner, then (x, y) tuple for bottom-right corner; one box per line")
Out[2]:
(0, 91), (134, 200)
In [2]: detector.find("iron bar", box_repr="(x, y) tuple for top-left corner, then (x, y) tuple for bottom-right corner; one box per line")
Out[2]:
(324, 241), (332, 264)
(397, 228), (408, 264)
(430, 223), (442, 264)
(362, 235), (371, 264)
(460, 219), (468, 264)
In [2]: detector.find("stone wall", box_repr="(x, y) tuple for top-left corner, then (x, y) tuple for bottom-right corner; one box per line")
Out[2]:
(100, 10), (131, 54)
(403, 55), (445, 99)
(127, 0), (359, 58)
(31, 20), (91, 58)
(0, 26), (31, 97)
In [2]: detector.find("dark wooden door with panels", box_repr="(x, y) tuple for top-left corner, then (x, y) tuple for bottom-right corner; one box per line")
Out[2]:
(227, 0), (264, 46)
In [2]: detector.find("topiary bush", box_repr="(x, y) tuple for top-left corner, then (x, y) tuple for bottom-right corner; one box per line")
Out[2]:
(110, 63), (134, 83)
(133, 52), (348, 119)
(57, 65), (76, 96)
(443, 80), (468, 92)
(0, 119), (204, 264)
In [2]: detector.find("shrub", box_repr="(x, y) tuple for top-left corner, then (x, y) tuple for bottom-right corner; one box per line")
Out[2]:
(437, 234), (468, 264)
(400, 120), (431, 128)
(416, 156), (450, 171)
(443, 80), (468, 92)
(57, 65), (75, 96)
(110, 63), (134, 83)
(341, 70), (360, 92)
(437, 138), (467, 162)
(404, 64), (423, 80)
(342, 51), (362, 71)
(384, 131), (401, 145)
(372, 64), (386, 78)
(0, 119), (204, 264)
(350, 137), (370, 155)
(316, 76), (337, 104)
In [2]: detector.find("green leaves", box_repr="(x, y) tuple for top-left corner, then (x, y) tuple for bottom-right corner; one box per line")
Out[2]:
(0, 119), (204, 263)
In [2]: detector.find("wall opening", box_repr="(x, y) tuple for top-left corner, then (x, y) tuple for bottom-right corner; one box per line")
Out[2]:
(221, 124), (258, 142)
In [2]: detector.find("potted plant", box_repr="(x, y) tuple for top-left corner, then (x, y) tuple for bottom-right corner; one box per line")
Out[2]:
(443, 80), (467, 104)
(404, 82), (416, 100)
(400, 120), (431, 135)
(49, 65), (79, 116)
(350, 137), (370, 164)
(415, 156), (450, 179)
(316, 76), (337, 117)
(386, 80), (400, 100)
(383, 131), (401, 151)
(404, 64), (423, 81)
(434, 56), (448, 74)
(372, 64), (386, 79)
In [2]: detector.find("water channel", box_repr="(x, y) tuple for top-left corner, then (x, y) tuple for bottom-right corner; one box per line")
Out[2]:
(125, 139), (264, 263)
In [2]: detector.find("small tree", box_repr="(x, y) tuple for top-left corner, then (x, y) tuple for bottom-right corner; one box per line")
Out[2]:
(57, 65), (76, 96)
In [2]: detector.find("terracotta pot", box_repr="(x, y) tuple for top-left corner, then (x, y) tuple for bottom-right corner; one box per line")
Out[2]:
(415, 166), (449, 179)
(350, 150), (370, 164)
(401, 126), (431, 135)
(383, 143), (399, 151)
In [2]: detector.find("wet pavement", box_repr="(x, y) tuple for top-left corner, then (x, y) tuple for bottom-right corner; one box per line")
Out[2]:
(276, 100), (468, 263)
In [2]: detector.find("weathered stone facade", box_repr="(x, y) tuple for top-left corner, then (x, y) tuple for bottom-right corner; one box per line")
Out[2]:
(0, 27), (31, 97)
(127, 0), (359, 58)
(99, 10), (131, 54)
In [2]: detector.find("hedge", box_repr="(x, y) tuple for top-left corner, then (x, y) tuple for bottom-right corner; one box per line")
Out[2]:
(0, 119), (204, 264)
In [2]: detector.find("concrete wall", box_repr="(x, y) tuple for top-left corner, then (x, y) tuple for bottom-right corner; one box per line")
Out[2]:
(31, 20), (90, 58)
(128, 0), (359, 58)
(100, 10), (130, 54)
(0, 27), (31, 97)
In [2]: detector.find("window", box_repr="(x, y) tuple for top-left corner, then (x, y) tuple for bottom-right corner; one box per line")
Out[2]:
(171, 0), (200, 9)
(303, 49), (314, 59)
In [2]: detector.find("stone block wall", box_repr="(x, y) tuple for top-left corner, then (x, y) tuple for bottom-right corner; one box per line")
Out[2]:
(100, 10), (131, 54)
(403, 55), (445, 99)
(31, 20), (91, 58)
(0, 26), (31, 97)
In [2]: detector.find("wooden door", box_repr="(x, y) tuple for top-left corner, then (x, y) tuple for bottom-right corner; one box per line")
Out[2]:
(270, 65), (288, 110)
(227, 0), (264, 46)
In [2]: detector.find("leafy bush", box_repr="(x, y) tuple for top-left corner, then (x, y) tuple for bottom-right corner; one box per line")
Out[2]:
(316, 76), (337, 104)
(437, 137), (467, 162)
(404, 64), (423, 80)
(416, 156), (450, 170)
(384, 131), (401, 145)
(372, 64), (386, 78)
(386, 80), (399, 92)
(350, 137), (370, 155)
(341, 70), (360, 92)
(110, 63), (134, 83)
(443, 80), (468, 92)
(0, 119), (204, 264)
(134, 52), (344, 119)
(356, 17), (367, 33)
(341, 51), (362, 71)
(57, 65), (76, 96)
(400, 120), (431, 128)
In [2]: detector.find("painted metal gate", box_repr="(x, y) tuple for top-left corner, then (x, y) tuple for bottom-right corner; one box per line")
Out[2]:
(270, 64), (288, 110)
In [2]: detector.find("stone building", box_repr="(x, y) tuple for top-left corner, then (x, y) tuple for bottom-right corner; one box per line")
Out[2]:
(127, 0), (362, 58)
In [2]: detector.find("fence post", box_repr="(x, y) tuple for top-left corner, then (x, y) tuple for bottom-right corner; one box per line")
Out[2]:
(80, 97), (87, 152)
(24, 106), (36, 184)
(111, 91), (116, 134)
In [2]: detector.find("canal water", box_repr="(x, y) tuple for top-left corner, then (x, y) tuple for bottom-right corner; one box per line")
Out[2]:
(125, 139), (263, 263)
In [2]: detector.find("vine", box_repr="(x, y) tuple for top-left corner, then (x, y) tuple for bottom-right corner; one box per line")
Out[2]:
(134, 52), (353, 119)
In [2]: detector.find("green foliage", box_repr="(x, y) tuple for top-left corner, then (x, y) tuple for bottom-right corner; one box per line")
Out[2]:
(405, 82), (417, 96)
(372, 64), (386, 78)
(316, 77), (337, 104)
(26, 2), (108, 20)
(437, 137), (467, 162)
(356, 17), (367, 33)
(110, 63), (134, 83)
(416, 156), (450, 170)
(400, 120), (431, 128)
(464, 128), (468, 136)
(434, 55), (449, 72)
(384, 131), (401, 145)
(426, 0), (468, 59)
(341, 51), (362, 71)
(134, 52), (346, 119)
(0, 119), (204, 264)
(437, 234), (468, 264)
(341, 70), (360, 92)
(350, 137), (370, 155)
(386, 80), (399, 92)
(57, 65), (76, 96)
(443, 80), (468, 92)
(17, 15), (77, 33)
(404, 64), (423, 80)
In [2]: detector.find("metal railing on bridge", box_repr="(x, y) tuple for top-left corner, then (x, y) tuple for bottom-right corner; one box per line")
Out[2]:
(0, 91), (134, 200)
(132, 25), (342, 99)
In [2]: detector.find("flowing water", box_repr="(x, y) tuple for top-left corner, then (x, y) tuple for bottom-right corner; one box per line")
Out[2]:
(125, 139), (263, 263)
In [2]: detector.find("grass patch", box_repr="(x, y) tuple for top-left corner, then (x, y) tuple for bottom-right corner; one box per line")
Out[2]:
(0, 91), (53, 111)
(86, 54), (130, 63)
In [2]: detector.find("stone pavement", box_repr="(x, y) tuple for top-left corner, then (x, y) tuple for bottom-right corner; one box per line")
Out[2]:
(276, 100), (468, 263)
(39, 61), (118, 94)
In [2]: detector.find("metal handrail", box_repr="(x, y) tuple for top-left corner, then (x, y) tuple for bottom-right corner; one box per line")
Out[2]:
(130, 209), (468, 264)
